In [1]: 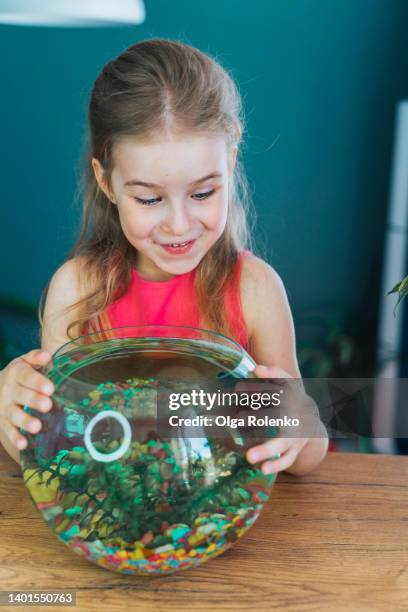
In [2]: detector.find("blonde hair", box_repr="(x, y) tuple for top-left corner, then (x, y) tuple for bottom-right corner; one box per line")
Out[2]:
(39, 38), (255, 341)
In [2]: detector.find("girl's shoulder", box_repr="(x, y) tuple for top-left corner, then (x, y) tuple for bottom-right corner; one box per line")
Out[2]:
(41, 256), (91, 354)
(240, 251), (287, 337)
(45, 255), (92, 310)
(240, 251), (283, 283)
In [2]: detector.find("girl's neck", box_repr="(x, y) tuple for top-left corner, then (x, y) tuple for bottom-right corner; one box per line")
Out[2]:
(134, 253), (177, 282)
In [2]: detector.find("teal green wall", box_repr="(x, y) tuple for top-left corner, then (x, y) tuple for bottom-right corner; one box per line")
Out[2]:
(1, 0), (408, 362)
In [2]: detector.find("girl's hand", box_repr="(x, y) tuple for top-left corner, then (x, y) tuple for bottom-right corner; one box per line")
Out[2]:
(245, 364), (320, 475)
(0, 349), (54, 452)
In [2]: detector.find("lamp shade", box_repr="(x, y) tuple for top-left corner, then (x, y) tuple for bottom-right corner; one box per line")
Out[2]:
(0, 0), (145, 27)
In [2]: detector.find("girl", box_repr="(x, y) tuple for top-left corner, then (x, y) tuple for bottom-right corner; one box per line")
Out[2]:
(0, 39), (328, 475)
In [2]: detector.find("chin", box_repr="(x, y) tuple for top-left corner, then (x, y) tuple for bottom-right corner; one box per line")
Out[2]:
(158, 254), (201, 276)
(161, 260), (197, 275)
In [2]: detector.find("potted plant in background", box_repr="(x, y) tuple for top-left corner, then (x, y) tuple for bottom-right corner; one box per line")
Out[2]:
(388, 276), (408, 311)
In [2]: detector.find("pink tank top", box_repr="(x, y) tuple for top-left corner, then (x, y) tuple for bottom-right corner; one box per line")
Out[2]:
(104, 250), (250, 349)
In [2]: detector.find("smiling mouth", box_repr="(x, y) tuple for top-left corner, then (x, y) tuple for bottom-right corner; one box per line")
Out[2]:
(157, 239), (197, 255)
(164, 240), (192, 247)
(158, 238), (198, 247)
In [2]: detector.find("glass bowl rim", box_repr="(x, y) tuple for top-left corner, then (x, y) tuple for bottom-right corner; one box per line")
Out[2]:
(51, 324), (246, 362)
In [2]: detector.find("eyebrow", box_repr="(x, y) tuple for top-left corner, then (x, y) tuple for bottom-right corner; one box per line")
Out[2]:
(124, 172), (223, 188)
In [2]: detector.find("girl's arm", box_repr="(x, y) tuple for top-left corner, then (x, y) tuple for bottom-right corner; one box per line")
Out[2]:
(241, 254), (329, 476)
(241, 254), (300, 378)
(0, 259), (83, 465)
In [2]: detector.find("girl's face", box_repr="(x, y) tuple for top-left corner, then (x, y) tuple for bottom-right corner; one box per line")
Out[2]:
(92, 132), (237, 281)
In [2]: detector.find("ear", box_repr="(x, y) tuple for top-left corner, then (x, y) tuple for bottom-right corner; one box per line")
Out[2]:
(91, 157), (116, 204)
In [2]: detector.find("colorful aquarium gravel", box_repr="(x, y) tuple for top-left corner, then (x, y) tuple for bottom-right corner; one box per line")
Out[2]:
(20, 330), (276, 575)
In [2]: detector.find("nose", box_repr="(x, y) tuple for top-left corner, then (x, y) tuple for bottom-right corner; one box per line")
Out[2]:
(160, 200), (192, 237)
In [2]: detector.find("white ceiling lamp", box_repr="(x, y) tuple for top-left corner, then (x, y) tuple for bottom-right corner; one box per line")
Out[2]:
(0, 0), (145, 27)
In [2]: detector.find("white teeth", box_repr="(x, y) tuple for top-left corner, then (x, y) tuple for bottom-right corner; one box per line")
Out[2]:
(169, 241), (189, 247)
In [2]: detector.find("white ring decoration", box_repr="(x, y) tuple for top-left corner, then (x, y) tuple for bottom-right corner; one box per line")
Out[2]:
(84, 410), (131, 463)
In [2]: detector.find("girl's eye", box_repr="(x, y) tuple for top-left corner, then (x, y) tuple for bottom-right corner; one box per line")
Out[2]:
(192, 189), (215, 201)
(134, 189), (215, 206)
(134, 196), (161, 206)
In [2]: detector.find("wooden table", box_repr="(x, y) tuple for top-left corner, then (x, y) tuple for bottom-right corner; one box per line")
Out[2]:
(1, 449), (407, 612)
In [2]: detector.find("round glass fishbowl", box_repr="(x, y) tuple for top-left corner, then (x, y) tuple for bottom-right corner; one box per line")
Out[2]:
(20, 325), (276, 575)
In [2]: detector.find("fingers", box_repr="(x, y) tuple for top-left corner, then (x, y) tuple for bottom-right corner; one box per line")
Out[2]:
(234, 365), (296, 396)
(254, 365), (292, 379)
(12, 358), (54, 395)
(6, 404), (42, 435)
(0, 349), (54, 452)
(15, 385), (53, 413)
(0, 401), (45, 451)
(20, 349), (52, 368)
(246, 437), (309, 475)
(260, 447), (298, 474)
(247, 437), (290, 464)
(252, 365), (305, 402)
(1, 415), (29, 450)
(246, 437), (297, 474)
